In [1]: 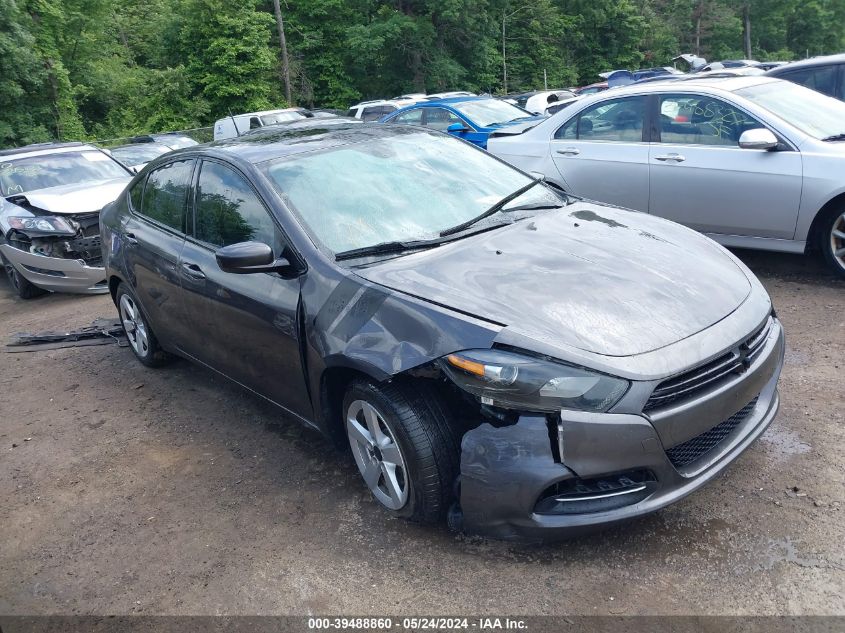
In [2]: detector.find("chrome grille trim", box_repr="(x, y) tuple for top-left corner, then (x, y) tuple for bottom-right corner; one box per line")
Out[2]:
(644, 318), (772, 412)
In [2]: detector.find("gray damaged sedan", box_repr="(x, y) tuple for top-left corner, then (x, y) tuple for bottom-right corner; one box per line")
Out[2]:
(100, 124), (784, 540)
(1, 142), (133, 298)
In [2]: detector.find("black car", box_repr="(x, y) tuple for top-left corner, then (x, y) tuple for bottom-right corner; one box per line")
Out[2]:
(765, 54), (845, 101)
(100, 123), (783, 540)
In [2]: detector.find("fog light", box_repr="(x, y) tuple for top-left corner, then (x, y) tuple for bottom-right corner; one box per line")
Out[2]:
(534, 470), (656, 515)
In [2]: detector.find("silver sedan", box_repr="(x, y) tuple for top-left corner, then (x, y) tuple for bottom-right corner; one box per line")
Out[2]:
(488, 76), (845, 277)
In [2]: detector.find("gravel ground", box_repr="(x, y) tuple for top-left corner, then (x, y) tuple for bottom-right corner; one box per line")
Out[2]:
(0, 249), (843, 616)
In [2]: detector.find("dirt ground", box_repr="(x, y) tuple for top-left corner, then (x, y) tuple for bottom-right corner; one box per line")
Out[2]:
(0, 249), (843, 617)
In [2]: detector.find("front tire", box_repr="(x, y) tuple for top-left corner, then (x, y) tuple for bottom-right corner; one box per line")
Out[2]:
(4, 260), (46, 299)
(343, 379), (461, 524)
(820, 207), (845, 278)
(115, 283), (172, 367)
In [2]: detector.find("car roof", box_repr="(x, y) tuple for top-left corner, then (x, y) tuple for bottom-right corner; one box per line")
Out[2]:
(767, 53), (845, 74)
(0, 142), (97, 160)
(410, 96), (488, 106)
(601, 74), (777, 96)
(174, 122), (426, 165)
(215, 108), (302, 122)
(111, 142), (171, 151)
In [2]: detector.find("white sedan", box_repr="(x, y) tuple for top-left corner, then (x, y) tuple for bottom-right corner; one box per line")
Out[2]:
(487, 76), (845, 277)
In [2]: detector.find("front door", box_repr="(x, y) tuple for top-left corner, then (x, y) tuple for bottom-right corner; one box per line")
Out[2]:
(648, 93), (802, 239)
(178, 159), (311, 418)
(549, 95), (651, 211)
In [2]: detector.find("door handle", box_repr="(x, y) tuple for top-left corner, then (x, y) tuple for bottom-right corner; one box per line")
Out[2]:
(181, 262), (206, 280)
(124, 233), (139, 245)
(654, 153), (686, 163)
(556, 148), (581, 156)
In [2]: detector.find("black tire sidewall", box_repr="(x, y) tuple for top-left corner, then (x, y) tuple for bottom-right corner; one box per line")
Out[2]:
(343, 381), (429, 521)
(819, 208), (845, 279)
(115, 283), (166, 367)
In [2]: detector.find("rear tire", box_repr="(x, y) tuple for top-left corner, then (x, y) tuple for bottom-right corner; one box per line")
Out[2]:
(4, 260), (46, 299)
(115, 283), (173, 367)
(343, 379), (461, 524)
(819, 206), (845, 279)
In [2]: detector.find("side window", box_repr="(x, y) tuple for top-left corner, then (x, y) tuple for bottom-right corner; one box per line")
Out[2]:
(424, 108), (463, 131)
(129, 176), (145, 211)
(839, 65), (845, 101)
(658, 94), (764, 146)
(249, 116), (262, 130)
(139, 160), (193, 232)
(780, 66), (837, 97)
(380, 105), (397, 116)
(390, 109), (424, 125)
(346, 108), (357, 118)
(361, 107), (383, 122)
(194, 161), (280, 251)
(553, 97), (645, 142)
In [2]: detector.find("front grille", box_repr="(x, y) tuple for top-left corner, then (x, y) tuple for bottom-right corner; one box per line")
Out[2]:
(644, 319), (771, 412)
(666, 397), (758, 468)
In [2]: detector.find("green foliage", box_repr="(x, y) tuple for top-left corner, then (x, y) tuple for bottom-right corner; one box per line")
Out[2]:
(1, 0), (844, 148)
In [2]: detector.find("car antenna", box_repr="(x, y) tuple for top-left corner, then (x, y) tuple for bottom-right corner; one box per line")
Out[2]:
(228, 109), (242, 137)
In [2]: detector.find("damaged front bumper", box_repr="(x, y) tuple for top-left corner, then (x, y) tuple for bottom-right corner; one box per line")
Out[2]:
(457, 318), (784, 541)
(0, 243), (108, 294)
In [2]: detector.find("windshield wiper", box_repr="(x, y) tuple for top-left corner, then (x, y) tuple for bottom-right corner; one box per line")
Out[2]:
(335, 238), (442, 261)
(822, 133), (845, 142)
(439, 180), (541, 237)
(335, 221), (515, 262)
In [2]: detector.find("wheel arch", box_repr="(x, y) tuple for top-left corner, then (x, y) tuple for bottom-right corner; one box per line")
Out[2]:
(806, 191), (845, 253)
(108, 274), (124, 305)
(318, 359), (392, 448)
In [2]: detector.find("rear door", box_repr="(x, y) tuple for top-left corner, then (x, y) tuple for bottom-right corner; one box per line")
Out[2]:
(647, 92), (802, 239)
(178, 158), (311, 418)
(123, 159), (195, 346)
(549, 95), (650, 210)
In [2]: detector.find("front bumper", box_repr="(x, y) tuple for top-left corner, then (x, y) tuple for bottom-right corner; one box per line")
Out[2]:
(458, 318), (784, 541)
(0, 243), (108, 294)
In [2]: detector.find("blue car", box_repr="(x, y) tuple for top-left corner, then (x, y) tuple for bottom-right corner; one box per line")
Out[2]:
(379, 96), (545, 149)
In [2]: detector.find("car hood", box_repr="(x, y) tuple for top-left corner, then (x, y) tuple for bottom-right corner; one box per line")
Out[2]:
(485, 116), (546, 132)
(4, 178), (131, 215)
(354, 202), (752, 357)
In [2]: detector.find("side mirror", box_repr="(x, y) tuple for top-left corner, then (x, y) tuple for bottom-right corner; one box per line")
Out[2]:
(216, 241), (293, 274)
(447, 122), (469, 133)
(739, 128), (779, 150)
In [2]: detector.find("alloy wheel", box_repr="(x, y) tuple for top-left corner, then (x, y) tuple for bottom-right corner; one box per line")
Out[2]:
(346, 399), (409, 510)
(830, 211), (845, 273)
(119, 293), (150, 358)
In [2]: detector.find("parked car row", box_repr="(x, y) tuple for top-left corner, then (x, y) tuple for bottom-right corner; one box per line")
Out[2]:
(2, 69), (840, 541)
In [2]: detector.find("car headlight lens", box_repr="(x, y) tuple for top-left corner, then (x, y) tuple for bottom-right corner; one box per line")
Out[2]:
(7, 215), (77, 236)
(440, 349), (629, 413)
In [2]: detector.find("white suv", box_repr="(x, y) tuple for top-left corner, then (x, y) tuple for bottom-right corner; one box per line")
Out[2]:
(347, 97), (426, 121)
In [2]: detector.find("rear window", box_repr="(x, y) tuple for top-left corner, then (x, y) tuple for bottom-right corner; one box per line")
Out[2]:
(778, 65), (837, 97)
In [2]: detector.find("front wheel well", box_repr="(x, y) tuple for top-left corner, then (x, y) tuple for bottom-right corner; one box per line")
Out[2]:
(320, 366), (381, 448)
(807, 193), (845, 252)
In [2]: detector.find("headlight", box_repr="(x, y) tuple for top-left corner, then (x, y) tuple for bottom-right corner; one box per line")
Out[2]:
(7, 215), (77, 236)
(440, 349), (629, 413)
